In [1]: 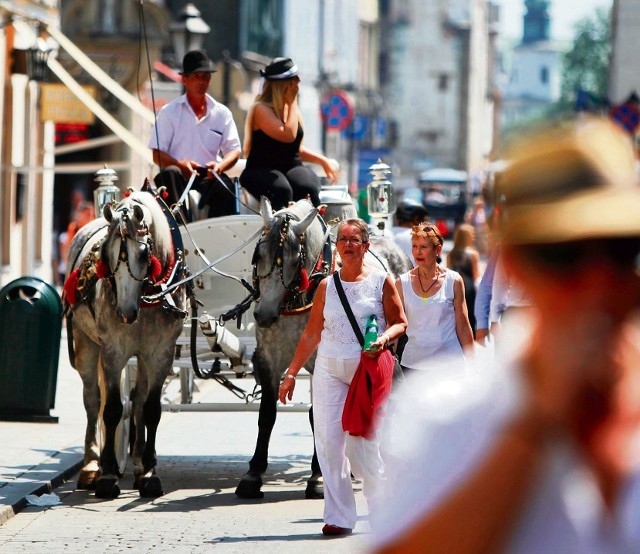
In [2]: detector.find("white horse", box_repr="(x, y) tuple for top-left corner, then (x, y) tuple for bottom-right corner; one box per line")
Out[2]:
(63, 190), (187, 499)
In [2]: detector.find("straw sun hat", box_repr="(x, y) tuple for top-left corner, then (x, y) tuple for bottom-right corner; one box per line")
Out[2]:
(499, 117), (640, 245)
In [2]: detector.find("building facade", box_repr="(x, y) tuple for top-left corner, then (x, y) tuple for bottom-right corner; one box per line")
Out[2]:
(0, 0), (60, 287)
(609, 0), (640, 106)
(379, 0), (496, 189)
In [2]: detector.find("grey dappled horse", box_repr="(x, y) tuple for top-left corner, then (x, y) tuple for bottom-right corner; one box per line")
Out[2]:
(63, 191), (186, 499)
(235, 197), (411, 499)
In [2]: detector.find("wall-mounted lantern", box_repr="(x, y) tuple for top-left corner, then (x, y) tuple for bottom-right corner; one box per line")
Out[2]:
(169, 3), (210, 68)
(26, 38), (51, 82)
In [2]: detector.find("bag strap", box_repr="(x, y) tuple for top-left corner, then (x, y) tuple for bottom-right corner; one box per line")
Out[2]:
(332, 270), (364, 347)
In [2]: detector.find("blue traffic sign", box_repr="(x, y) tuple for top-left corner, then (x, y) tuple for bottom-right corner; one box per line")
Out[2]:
(342, 115), (368, 140)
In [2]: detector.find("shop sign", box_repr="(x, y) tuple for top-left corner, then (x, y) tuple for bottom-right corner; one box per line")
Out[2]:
(41, 84), (96, 124)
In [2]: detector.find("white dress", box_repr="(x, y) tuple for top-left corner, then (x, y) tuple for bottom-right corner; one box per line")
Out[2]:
(399, 269), (464, 370)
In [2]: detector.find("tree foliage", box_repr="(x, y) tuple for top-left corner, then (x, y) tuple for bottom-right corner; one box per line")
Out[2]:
(560, 7), (611, 103)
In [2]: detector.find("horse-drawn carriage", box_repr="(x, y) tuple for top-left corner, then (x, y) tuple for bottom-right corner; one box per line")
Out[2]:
(63, 176), (399, 499)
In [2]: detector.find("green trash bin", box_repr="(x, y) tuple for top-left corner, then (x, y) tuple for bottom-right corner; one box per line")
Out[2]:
(0, 276), (63, 422)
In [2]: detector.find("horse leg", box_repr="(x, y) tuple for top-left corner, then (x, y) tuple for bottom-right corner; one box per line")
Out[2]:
(95, 358), (126, 499)
(135, 349), (174, 498)
(131, 371), (147, 489)
(73, 329), (101, 490)
(305, 406), (323, 499)
(136, 384), (164, 497)
(236, 359), (278, 499)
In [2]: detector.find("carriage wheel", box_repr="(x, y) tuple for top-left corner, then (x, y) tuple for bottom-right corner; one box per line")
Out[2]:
(180, 366), (195, 404)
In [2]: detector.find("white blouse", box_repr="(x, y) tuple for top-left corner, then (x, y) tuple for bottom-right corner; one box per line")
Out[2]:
(317, 269), (388, 360)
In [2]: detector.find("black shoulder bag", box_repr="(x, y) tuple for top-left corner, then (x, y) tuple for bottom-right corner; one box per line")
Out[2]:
(332, 271), (404, 384)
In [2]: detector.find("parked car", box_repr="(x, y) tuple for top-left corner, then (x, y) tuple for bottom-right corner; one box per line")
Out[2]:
(417, 168), (468, 237)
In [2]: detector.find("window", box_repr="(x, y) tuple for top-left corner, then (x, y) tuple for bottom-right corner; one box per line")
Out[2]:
(540, 66), (549, 84)
(438, 73), (449, 91)
(241, 0), (283, 59)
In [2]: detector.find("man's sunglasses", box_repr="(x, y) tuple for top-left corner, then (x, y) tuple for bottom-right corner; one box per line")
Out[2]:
(524, 237), (640, 272)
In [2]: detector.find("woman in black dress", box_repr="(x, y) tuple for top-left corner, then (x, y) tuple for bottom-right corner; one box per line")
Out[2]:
(447, 223), (480, 335)
(240, 57), (338, 210)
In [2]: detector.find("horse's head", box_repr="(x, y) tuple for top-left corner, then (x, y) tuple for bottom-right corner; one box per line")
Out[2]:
(100, 193), (167, 323)
(252, 197), (321, 328)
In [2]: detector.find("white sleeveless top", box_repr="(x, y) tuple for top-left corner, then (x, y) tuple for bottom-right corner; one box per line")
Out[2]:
(400, 269), (464, 370)
(318, 269), (388, 360)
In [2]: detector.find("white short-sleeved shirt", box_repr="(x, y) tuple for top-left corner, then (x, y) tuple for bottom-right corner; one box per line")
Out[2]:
(148, 93), (241, 165)
(391, 226), (414, 265)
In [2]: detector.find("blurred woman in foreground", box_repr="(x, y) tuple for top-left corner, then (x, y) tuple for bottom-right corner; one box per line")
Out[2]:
(372, 118), (640, 553)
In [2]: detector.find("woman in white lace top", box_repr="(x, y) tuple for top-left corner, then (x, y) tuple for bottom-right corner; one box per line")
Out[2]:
(279, 218), (407, 537)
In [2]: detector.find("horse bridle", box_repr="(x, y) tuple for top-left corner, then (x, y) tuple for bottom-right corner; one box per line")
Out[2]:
(250, 210), (333, 315)
(101, 204), (154, 284)
(252, 213), (306, 296)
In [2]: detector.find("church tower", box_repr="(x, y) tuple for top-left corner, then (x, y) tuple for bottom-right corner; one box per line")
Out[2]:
(501, 0), (561, 126)
(522, 0), (551, 44)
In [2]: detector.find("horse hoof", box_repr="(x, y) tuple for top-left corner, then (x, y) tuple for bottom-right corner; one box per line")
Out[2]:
(235, 473), (264, 499)
(139, 475), (164, 498)
(95, 477), (120, 499)
(77, 470), (99, 490)
(305, 477), (324, 499)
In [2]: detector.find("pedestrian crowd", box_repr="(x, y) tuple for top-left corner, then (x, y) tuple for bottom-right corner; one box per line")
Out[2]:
(85, 46), (640, 552)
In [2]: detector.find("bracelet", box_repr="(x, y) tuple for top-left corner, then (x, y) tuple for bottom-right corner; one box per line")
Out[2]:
(382, 333), (390, 345)
(284, 374), (296, 381)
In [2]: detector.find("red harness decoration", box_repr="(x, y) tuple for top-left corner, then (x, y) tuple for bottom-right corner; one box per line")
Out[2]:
(63, 268), (81, 305)
(298, 268), (310, 291)
(149, 255), (162, 283)
(96, 259), (109, 279)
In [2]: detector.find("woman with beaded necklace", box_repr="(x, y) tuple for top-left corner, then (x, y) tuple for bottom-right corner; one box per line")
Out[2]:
(396, 222), (474, 375)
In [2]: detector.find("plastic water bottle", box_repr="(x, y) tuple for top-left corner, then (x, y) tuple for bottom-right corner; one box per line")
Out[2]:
(363, 314), (379, 351)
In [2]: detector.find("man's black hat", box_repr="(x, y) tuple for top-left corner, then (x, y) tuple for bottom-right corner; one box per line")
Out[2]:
(396, 198), (429, 224)
(260, 57), (299, 80)
(180, 50), (216, 75)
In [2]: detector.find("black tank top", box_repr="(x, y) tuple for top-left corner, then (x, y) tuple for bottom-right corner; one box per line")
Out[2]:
(448, 249), (475, 288)
(245, 125), (304, 174)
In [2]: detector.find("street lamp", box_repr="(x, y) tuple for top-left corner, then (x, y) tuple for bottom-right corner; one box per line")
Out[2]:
(93, 165), (120, 217)
(367, 159), (395, 235)
(169, 3), (210, 68)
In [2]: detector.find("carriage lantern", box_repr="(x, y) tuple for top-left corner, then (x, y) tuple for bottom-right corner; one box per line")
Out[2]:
(367, 159), (395, 234)
(93, 165), (120, 217)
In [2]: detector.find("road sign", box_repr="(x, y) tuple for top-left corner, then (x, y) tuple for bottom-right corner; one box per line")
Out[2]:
(342, 114), (367, 140)
(321, 90), (354, 131)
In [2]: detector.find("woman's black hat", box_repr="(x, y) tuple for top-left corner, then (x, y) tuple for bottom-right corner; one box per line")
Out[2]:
(260, 57), (299, 80)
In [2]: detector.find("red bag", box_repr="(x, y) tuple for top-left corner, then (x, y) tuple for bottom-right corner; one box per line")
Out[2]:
(342, 348), (394, 439)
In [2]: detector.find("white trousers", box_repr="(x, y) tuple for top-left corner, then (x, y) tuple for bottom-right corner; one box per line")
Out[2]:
(313, 355), (386, 529)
